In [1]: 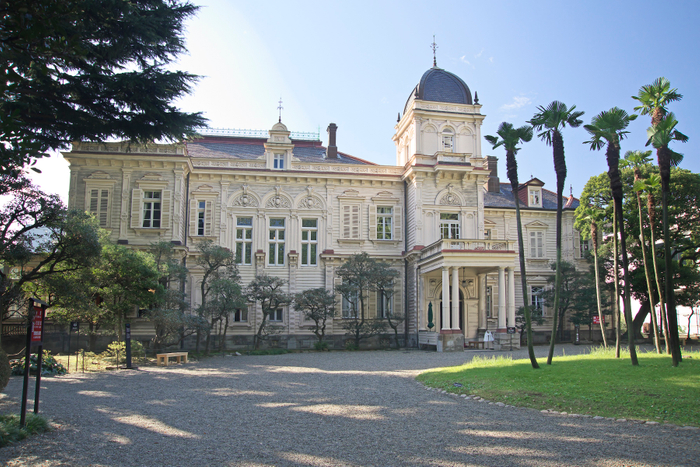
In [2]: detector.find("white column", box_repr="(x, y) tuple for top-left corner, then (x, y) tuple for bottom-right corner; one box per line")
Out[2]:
(508, 267), (516, 327)
(478, 273), (486, 329)
(441, 267), (450, 331)
(451, 267), (460, 330)
(498, 266), (506, 329)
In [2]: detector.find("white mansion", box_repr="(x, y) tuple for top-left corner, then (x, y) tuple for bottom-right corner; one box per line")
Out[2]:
(63, 65), (587, 351)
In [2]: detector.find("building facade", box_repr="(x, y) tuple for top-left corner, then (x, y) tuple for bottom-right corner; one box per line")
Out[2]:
(64, 66), (588, 351)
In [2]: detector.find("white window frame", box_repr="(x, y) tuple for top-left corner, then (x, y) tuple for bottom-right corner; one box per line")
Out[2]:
(376, 206), (393, 240)
(269, 308), (284, 322)
(233, 308), (248, 322)
(442, 127), (454, 153)
(529, 188), (542, 207)
(530, 286), (545, 316)
(142, 190), (162, 228)
(529, 230), (545, 258)
(235, 217), (253, 265)
(273, 153), (285, 170)
(342, 290), (359, 319)
(268, 218), (286, 266)
(440, 213), (460, 239)
(301, 218), (318, 266)
(377, 286), (392, 319)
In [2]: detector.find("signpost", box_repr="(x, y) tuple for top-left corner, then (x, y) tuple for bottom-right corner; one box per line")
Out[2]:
(20, 298), (47, 428)
(125, 323), (132, 369)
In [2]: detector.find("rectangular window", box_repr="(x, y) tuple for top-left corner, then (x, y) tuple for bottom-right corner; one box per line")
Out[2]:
(235, 217), (253, 265)
(529, 189), (541, 207)
(531, 286), (545, 316)
(269, 308), (283, 322)
(268, 218), (285, 265)
(197, 201), (206, 236)
(484, 229), (492, 240)
(342, 290), (358, 319)
(580, 238), (590, 257)
(530, 231), (544, 257)
(486, 285), (493, 318)
(89, 188), (110, 227)
(233, 308), (248, 322)
(377, 207), (393, 240)
(142, 191), (161, 228)
(301, 219), (318, 266)
(273, 154), (284, 169)
(440, 213), (460, 239)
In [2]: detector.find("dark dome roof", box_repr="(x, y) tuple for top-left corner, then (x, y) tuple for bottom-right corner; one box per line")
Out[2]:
(404, 67), (472, 114)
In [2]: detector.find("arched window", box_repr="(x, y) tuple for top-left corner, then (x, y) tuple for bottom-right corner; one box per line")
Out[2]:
(442, 127), (454, 152)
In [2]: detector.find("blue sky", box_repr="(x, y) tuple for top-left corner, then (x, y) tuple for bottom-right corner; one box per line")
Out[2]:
(32, 0), (700, 200)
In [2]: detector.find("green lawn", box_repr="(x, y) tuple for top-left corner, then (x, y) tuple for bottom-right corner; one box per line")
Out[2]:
(416, 347), (700, 427)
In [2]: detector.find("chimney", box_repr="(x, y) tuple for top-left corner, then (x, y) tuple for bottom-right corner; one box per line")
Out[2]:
(487, 156), (500, 193)
(326, 123), (338, 159)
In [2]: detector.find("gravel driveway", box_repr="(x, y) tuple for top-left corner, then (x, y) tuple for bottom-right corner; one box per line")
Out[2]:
(0, 345), (698, 466)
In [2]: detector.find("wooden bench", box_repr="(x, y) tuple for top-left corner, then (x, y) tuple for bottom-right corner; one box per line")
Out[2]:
(157, 352), (189, 366)
(466, 340), (486, 349)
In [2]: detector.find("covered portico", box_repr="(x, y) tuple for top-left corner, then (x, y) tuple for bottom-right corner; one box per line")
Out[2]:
(417, 238), (518, 351)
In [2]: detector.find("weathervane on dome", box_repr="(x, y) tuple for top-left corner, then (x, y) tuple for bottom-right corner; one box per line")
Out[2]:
(431, 35), (438, 67)
(277, 97), (283, 123)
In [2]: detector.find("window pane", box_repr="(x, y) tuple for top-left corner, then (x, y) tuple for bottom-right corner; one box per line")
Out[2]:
(302, 219), (317, 228)
(237, 217), (252, 226)
(301, 244), (308, 264)
(270, 218), (285, 227)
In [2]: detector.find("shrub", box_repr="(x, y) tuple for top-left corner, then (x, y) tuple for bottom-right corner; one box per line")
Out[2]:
(0, 350), (10, 391)
(100, 340), (146, 364)
(0, 414), (50, 447)
(10, 351), (67, 376)
(345, 342), (359, 351)
(247, 348), (288, 356)
(313, 341), (329, 351)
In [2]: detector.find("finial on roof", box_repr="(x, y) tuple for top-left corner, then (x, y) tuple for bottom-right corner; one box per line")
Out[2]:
(277, 97), (284, 123)
(397, 112), (401, 122)
(570, 184), (573, 196)
(474, 91), (479, 104)
(430, 35), (438, 67)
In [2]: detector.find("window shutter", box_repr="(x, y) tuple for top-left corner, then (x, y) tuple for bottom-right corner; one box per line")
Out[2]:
(89, 189), (99, 215)
(161, 190), (172, 231)
(334, 275), (343, 311)
(574, 231), (581, 259)
(369, 290), (377, 318)
(204, 200), (213, 236)
(342, 205), (351, 239)
(529, 231), (536, 257)
(351, 205), (360, 239)
(537, 232), (544, 257)
(393, 279), (402, 319)
(99, 190), (109, 227)
(189, 199), (198, 235)
(393, 206), (402, 241)
(131, 189), (143, 229)
(369, 204), (377, 240)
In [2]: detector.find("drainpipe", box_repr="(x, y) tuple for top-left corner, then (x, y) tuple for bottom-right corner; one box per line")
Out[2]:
(404, 179), (410, 347)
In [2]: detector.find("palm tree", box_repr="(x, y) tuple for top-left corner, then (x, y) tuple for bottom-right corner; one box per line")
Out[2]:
(485, 122), (539, 369)
(528, 101), (584, 365)
(584, 107), (639, 366)
(632, 77), (682, 127)
(639, 173), (670, 353)
(646, 113), (688, 366)
(622, 150), (661, 353)
(574, 206), (607, 348)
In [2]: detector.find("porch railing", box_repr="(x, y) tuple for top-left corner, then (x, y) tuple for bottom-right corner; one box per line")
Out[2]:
(420, 238), (515, 260)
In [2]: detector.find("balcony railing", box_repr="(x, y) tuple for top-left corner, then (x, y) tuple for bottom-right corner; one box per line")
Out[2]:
(420, 238), (515, 260)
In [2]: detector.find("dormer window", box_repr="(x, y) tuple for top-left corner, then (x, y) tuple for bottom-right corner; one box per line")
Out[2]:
(442, 128), (454, 153)
(529, 189), (541, 207)
(273, 153), (285, 169)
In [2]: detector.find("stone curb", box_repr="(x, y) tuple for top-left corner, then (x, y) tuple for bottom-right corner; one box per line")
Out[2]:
(419, 382), (698, 429)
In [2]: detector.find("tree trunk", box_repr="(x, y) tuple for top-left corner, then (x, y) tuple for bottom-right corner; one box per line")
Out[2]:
(614, 194), (639, 365)
(662, 188), (682, 366)
(507, 149), (539, 369)
(635, 185), (661, 353)
(547, 132), (565, 365)
(591, 223), (607, 347)
(647, 191), (670, 354)
(613, 204), (621, 358)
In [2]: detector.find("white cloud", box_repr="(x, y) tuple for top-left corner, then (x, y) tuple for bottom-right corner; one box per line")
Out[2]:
(475, 48), (484, 58)
(460, 55), (471, 65)
(489, 57), (494, 63)
(500, 96), (532, 111)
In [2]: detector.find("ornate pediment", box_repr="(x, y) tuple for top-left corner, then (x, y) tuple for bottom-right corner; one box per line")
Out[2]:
(265, 186), (292, 209)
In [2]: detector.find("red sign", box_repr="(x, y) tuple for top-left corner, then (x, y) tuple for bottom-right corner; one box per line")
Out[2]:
(593, 315), (606, 324)
(31, 306), (44, 344)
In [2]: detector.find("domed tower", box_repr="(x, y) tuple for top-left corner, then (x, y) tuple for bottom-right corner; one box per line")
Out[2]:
(393, 66), (485, 167)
